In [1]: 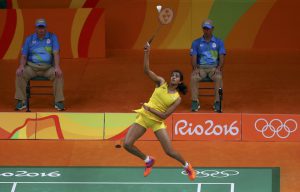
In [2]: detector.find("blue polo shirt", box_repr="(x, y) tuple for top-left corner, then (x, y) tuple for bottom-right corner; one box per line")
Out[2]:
(21, 32), (60, 65)
(190, 36), (226, 66)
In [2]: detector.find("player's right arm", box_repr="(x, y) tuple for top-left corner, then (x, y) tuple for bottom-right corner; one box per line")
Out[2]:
(143, 97), (181, 119)
(144, 42), (165, 87)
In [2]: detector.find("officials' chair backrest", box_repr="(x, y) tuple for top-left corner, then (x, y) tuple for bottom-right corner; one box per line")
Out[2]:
(26, 76), (52, 112)
(198, 76), (223, 112)
(199, 76), (214, 96)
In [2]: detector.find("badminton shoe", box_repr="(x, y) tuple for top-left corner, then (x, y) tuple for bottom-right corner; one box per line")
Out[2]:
(144, 156), (155, 177)
(185, 163), (196, 181)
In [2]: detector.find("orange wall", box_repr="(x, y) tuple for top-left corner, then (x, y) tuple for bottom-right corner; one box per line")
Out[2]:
(0, 8), (105, 59)
(253, 0), (300, 49)
(1, 0), (300, 51)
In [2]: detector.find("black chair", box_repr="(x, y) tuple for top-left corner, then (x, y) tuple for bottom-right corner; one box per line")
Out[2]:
(198, 76), (223, 112)
(26, 76), (52, 112)
(199, 76), (214, 97)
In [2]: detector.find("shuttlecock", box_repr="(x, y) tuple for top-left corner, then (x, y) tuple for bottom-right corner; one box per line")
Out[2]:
(156, 5), (162, 13)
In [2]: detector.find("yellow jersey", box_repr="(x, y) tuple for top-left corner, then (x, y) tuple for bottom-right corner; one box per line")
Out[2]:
(134, 82), (180, 122)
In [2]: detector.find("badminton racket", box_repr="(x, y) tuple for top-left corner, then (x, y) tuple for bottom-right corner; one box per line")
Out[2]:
(147, 5), (174, 45)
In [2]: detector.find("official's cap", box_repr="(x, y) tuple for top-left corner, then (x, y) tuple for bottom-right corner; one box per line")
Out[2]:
(35, 18), (47, 27)
(202, 19), (214, 29)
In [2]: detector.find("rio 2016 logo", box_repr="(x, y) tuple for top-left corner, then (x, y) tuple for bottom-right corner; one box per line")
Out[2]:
(174, 120), (240, 136)
(0, 171), (61, 177)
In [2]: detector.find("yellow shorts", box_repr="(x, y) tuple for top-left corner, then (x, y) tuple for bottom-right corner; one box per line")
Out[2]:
(134, 114), (166, 132)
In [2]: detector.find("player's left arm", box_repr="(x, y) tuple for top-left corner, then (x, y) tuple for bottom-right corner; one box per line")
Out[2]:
(144, 42), (165, 87)
(143, 97), (181, 120)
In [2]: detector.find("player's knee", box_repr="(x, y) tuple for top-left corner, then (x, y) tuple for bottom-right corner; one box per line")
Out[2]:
(165, 149), (176, 158)
(123, 141), (132, 150)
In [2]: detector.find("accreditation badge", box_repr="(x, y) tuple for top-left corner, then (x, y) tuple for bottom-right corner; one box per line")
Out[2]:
(212, 42), (217, 48)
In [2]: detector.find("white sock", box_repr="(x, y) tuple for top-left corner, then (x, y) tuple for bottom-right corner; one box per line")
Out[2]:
(144, 156), (150, 163)
(184, 162), (189, 168)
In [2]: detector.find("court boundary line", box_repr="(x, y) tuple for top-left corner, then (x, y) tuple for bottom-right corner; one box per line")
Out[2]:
(198, 183), (234, 192)
(2, 182), (235, 192)
(10, 182), (17, 192)
(1, 181), (234, 184)
(0, 167), (278, 192)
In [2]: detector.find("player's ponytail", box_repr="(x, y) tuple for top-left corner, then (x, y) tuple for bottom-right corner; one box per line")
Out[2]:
(177, 82), (187, 95)
(172, 70), (187, 95)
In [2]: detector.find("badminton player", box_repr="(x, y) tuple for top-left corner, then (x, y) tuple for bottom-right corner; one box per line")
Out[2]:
(123, 42), (196, 181)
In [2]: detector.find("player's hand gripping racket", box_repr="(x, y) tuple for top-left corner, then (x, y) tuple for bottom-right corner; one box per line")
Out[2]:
(147, 5), (174, 45)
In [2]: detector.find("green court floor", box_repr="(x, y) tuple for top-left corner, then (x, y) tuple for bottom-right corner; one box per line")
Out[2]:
(0, 167), (279, 192)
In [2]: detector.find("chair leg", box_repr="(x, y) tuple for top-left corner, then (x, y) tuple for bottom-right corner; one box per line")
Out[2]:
(218, 88), (223, 113)
(26, 81), (31, 112)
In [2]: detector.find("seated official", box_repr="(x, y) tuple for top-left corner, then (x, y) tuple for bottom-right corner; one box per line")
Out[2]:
(15, 18), (65, 111)
(190, 19), (226, 112)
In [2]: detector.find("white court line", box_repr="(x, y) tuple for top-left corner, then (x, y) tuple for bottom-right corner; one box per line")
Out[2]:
(231, 183), (235, 192)
(11, 182), (17, 192)
(3, 182), (235, 192)
(197, 183), (235, 192)
(0, 182), (234, 185)
(197, 183), (202, 192)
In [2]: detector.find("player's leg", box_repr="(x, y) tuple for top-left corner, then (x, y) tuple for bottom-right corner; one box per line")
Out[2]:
(123, 121), (156, 177)
(154, 128), (185, 164)
(154, 128), (196, 180)
(123, 123), (147, 160)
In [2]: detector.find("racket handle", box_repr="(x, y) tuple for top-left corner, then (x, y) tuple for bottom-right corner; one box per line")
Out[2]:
(148, 24), (162, 45)
(148, 37), (154, 45)
(144, 41), (151, 51)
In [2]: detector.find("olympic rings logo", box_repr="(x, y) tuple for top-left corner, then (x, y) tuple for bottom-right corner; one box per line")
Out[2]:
(255, 118), (298, 139)
(181, 170), (239, 178)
